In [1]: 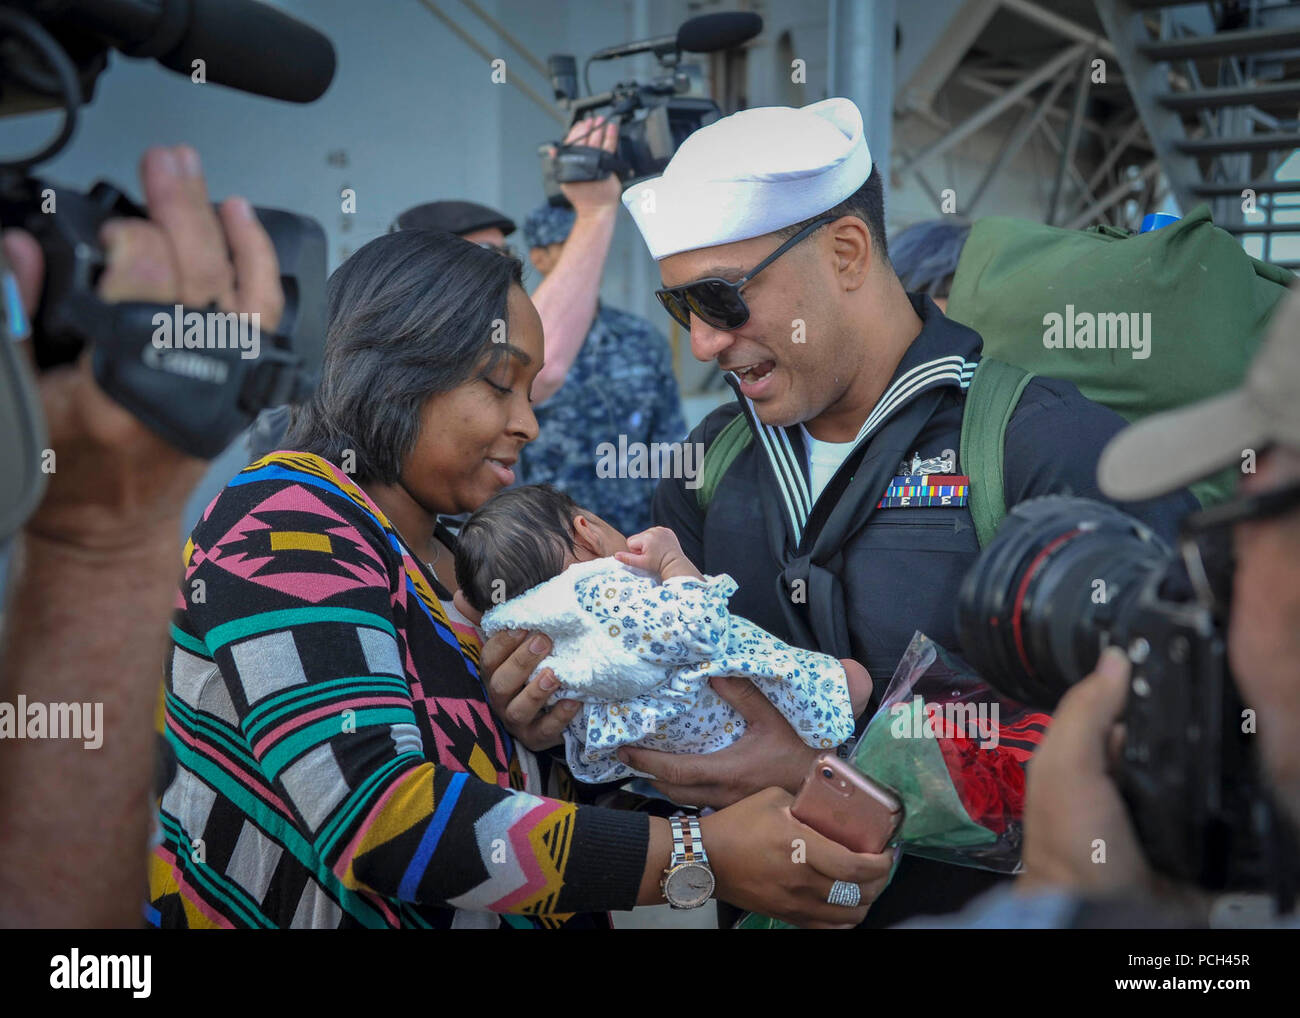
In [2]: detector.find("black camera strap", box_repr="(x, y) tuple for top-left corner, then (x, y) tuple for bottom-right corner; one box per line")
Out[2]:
(59, 289), (308, 458)
(553, 144), (631, 183)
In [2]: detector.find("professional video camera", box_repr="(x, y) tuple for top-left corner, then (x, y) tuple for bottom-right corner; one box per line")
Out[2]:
(956, 496), (1297, 903)
(0, 0), (336, 539)
(537, 11), (761, 206)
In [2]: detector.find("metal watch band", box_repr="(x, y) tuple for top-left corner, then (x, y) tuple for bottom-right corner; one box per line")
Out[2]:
(669, 815), (687, 862)
(668, 815), (708, 865)
(680, 816), (708, 866)
(662, 815), (714, 910)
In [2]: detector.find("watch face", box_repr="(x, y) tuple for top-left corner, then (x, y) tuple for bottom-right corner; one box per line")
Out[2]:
(664, 862), (715, 909)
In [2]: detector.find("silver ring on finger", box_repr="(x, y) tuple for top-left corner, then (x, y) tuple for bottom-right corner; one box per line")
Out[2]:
(827, 879), (861, 907)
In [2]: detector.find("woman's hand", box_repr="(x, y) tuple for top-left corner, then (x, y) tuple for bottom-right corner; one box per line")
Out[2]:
(619, 675), (822, 807)
(700, 786), (895, 928)
(453, 590), (581, 752)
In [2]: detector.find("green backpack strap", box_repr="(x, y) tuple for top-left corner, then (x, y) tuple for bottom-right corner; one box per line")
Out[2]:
(696, 412), (753, 511)
(959, 357), (1035, 548)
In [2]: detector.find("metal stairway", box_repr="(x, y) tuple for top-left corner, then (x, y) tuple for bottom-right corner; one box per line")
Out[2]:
(1093, 0), (1300, 267)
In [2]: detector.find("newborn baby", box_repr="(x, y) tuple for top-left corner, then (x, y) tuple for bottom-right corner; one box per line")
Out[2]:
(454, 484), (859, 783)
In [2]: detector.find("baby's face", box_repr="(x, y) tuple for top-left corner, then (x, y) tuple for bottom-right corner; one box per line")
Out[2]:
(561, 510), (629, 568)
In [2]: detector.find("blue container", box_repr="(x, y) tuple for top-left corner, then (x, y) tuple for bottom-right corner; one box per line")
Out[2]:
(1140, 212), (1179, 233)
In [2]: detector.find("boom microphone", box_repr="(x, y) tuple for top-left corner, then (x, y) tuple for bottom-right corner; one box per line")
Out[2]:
(7, 0), (336, 104)
(152, 0), (336, 104)
(588, 11), (763, 62)
(675, 11), (763, 54)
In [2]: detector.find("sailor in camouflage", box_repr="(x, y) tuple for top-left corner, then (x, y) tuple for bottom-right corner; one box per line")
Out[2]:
(519, 202), (687, 535)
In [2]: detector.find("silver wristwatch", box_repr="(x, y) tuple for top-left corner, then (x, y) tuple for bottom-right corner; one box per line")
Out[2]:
(661, 815), (715, 909)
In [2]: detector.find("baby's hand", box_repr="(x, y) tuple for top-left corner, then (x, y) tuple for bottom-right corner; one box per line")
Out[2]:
(614, 526), (701, 581)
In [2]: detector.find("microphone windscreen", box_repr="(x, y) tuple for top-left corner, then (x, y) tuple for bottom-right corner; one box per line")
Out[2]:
(158, 0), (336, 103)
(676, 12), (763, 54)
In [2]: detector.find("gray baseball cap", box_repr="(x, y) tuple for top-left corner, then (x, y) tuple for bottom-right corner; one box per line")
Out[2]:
(1098, 283), (1300, 501)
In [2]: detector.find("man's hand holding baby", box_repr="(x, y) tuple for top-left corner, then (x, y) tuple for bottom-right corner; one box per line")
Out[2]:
(614, 526), (702, 580)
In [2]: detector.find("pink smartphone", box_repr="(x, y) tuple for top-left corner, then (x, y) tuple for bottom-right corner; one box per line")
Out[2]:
(791, 753), (903, 854)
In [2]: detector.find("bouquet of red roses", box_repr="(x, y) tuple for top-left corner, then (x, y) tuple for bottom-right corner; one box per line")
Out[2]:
(734, 633), (1051, 928)
(848, 631), (1051, 872)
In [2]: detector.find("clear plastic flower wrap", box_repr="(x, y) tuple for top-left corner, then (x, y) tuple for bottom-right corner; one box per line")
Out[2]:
(849, 630), (1051, 873)
(736, 632), (1050, 929)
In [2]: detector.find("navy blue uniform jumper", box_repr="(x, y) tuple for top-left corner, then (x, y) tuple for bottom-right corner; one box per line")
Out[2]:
(652, 294), (1196, 925)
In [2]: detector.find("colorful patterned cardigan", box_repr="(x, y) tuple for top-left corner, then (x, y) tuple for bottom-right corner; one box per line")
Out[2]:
(148, 451), (649, 928)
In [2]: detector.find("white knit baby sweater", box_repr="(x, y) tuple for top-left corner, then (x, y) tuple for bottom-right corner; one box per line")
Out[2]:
(480, 557), (855, 782)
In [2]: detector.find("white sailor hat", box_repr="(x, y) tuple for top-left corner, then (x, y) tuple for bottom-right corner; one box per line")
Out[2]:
(621, 97), (872, 261)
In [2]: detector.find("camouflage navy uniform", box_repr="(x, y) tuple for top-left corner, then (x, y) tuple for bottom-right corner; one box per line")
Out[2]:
(518, 203), (686, 535)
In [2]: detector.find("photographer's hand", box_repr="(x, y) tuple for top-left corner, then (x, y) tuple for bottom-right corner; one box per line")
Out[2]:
(0, 144), (285, 927)
(17, 144), (283, 551)
(557, 114), (623, 214)
(1019, 648), (1154, 896)
(531, 115), (621, 405)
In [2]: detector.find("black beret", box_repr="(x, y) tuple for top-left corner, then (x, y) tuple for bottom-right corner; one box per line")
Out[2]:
(392, 200), (516, 238)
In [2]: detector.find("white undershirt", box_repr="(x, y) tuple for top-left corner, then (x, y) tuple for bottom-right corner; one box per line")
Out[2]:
(799, 424), (861, 504)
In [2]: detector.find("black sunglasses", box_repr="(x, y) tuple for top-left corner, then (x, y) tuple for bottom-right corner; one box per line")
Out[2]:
(654, 215), (836, 331)
(1178, 478), (1300, 617)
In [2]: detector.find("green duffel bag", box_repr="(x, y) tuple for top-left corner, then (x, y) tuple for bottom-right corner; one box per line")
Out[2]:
(946, 203), (1293, 509)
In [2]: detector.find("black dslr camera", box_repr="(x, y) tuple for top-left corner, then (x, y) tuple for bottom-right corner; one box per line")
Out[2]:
(0, 0), (334, 537)
(537, 12), (761, 205)
(957, 496), (1297, 903)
